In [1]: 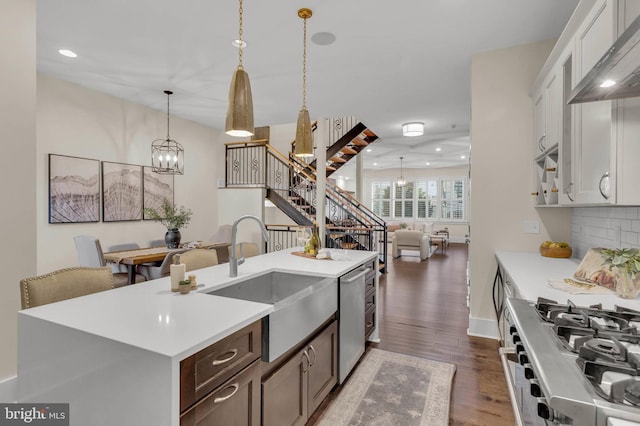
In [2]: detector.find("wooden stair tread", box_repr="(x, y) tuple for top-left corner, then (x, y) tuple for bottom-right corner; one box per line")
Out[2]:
(351, 137), (369, 147)
(363, 129), (376, 138)
(326, 165), (337, 171)
(340, 242), (359, 249)
(340, 147), (358, 155)
(330, 156), (347, 163)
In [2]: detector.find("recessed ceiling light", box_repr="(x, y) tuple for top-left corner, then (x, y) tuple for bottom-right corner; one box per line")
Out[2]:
(460, 155), (466, 159)
(58, 49), (77, 58)
(425, 162), (431, 166)
(345, 176), (350, 180)
(435, 147), (442, 152)
(373, 162), (378, 166)
(232, 39), (247, 48)
(311, 32), (336, 46)
(366, 148), (372, 152)
(600, 79), (616, 88)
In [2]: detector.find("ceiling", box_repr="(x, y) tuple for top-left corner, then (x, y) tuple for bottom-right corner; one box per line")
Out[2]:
(36, 0), (579, 175)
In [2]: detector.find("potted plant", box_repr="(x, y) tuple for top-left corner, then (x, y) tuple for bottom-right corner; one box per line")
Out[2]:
(601, 247), (640, 298)
(144, 199), (193, 248)
(399, 222), (408, 230)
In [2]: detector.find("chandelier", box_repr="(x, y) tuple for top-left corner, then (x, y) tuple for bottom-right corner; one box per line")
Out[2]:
(151, 90), (184, 175)
(397, 156), (406, 187)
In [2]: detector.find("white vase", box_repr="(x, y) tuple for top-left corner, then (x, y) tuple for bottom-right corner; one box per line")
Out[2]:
(615, 271), (640, 299)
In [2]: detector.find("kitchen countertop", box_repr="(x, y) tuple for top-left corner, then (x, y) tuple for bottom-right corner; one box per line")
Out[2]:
(496, 250), (640, 311)
(19, 248), (378, 360)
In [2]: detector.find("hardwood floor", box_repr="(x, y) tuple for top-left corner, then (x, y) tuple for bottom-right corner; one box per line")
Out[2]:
(309, 243), (515, 425)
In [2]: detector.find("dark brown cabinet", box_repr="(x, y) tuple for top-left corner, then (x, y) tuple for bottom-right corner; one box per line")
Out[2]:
(180, 320), (262, 425)
(262, 320), (338, 426)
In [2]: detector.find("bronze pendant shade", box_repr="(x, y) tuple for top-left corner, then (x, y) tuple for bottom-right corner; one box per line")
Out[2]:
(225, 67), (254, 137)
(295, 107), (313, 157)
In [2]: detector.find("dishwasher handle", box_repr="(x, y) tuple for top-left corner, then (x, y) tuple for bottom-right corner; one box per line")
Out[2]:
(342, 267), (371, 284)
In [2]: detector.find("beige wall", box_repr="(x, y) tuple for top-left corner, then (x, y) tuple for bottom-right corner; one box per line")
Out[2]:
(36, 75), (225, 274)
(469, 40), (572, 336)
(0, 0), (36, 385)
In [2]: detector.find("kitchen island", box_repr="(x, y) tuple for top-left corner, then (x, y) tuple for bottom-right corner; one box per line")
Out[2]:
(18, 248), (378, 426)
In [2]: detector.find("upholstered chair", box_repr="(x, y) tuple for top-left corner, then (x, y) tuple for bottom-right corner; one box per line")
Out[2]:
(73, 235), (146, 287)
(210, 224), (233, 244)
(20, 266), (114, 309)
(180, 249), (219, 272)
(137, 249), (188, 281)
(108, 242), (140, 273)
(391, 230), (432, 261)
(228, 242), (259, 260)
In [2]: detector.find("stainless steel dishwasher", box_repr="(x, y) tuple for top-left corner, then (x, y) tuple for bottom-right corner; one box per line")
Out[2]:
(338, 264), (370, 384)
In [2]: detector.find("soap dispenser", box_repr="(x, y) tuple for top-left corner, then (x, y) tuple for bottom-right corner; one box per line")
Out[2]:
(170, 254), (186, 292)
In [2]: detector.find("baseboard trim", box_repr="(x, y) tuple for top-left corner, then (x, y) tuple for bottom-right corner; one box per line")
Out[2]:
(467, 315), (499, 340)
(0, 375), (17, 402)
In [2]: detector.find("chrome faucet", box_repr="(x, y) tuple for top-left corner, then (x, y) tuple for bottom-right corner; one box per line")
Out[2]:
(229, 215), (269, 277)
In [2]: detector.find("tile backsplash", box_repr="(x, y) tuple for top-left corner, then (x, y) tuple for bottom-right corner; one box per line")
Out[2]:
(572, 207), (640, 259)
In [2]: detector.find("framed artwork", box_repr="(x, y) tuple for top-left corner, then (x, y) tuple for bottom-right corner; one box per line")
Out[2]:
(48, 154), (101, 223)
(102, 161), (142, 222)
(143, 166), (174, 219)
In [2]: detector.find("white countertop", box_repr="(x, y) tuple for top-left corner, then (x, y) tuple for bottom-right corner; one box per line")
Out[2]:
(495, 251), (640, 311)
(19, 248), (377, 360)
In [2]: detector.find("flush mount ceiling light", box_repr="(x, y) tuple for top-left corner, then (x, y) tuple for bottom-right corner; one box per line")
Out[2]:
(225, 0), (254, 137)
(600, 79), (616, 88)
(58, 49), (77, 58)
(152, 90), (184, 175)
(402, 122), (424, 137)
(294, 8), (314, 158)
(397, 157), (406, 188)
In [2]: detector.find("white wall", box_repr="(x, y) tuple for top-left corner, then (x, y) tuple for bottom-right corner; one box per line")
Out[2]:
(469, 40), (572, 337)
(0, 0), (36, 385)
(37, 74), (225, 274)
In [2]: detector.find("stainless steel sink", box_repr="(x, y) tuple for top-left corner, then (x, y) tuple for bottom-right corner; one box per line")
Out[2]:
(208, 271), (337, 362)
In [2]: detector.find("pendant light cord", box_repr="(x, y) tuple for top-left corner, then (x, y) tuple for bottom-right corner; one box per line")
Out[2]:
(166, 92), (171, 140)
(238, 0), (244, 70)
(302, 14), (307, 109)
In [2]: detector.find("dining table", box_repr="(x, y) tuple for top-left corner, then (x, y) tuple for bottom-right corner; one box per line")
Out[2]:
(104, 242), (231, 284)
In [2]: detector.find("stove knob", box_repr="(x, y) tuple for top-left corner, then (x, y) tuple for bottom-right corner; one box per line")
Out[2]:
(537, 398), (553, 421)
(509, 325), (517, 335)
(519, 353), (529, 365)
(512, 333), (521, 344)
(515, 343), (524, 354)
(530, 379), (541, 397)
(524, 363), (535, 379)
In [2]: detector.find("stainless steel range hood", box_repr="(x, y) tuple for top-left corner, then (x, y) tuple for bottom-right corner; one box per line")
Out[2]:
(569, 13), (640, 104)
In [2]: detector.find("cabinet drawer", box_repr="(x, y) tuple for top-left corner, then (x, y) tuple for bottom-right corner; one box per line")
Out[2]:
(180, 359), (261, 426)
(181, 320), (261, 412)
(365, 305), (376, 339)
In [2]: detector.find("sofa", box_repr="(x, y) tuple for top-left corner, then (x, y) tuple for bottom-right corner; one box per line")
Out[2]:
(391, 230), (432, 260)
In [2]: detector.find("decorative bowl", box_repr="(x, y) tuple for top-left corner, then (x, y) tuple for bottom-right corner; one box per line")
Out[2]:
(539, 245), (572, 258)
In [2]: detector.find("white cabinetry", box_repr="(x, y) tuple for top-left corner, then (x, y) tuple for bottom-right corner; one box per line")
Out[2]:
(573, 0), (616, 204)
(532, 0), (640, 206)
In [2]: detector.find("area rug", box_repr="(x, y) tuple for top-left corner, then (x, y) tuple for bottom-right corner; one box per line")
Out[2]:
(317, 349), (456, 426)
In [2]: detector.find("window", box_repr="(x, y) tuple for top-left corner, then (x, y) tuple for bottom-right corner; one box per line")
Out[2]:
(371, 177), (466, 222)
(371, 181), (391, 217)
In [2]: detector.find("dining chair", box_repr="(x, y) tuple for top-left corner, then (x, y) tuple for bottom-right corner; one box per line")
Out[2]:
(137, 249), (188, 281)
(108, 242), (140, 273)
(228, 242), (259, 259)
(20, 266), (114, 309)
(209, 224), (233, 244)
(180, 249), (219, 272)
(148, 239), (165, 248)
(73, 235), (146, 287)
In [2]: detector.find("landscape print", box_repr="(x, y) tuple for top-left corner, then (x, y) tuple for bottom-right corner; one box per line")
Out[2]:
(143, 166), (173, 220)
(102, 161), (142, 222)
(48, 154), (100, 223)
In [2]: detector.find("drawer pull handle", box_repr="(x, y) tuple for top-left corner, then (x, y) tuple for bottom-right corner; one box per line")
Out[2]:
(212, 349), (238, 366)
(308, 345), (317, 367)
(366, 321), (374, 327)
(302, 350), (311, 373)
(213, 383), (239, 404)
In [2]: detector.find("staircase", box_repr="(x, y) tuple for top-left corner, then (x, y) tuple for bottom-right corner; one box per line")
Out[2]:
(225, 119), (387, 272)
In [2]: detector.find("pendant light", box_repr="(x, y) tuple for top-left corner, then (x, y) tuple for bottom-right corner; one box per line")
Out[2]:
(294, 8), (314, 158)
(397, 157), (406, 187)
(225, 0), (254, 137)
(151, 90), (184, 175)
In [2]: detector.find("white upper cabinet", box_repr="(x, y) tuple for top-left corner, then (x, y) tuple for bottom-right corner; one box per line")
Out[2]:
(573, 0), (615, 204)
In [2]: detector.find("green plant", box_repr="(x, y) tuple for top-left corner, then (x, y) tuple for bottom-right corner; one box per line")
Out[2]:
(601, 247), (640, 279)
(144, 199), (192, 230)
(399, 222), (408, 229)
